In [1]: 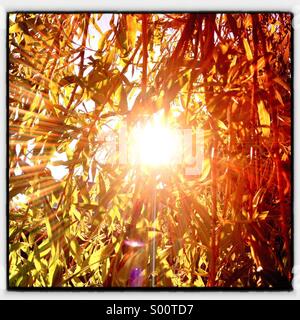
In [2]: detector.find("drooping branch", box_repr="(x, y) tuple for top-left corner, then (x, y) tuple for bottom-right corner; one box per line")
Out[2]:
(66, 14), (90, 112)
(142, 14), (148, 102)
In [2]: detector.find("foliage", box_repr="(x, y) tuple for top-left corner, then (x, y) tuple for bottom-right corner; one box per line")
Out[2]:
(8, 13), (292, 288)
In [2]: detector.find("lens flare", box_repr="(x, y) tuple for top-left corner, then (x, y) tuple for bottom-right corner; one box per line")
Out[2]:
(129, 116), (181, 166)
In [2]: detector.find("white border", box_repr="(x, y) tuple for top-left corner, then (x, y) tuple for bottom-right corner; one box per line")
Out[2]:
(1, 0), (299, 300)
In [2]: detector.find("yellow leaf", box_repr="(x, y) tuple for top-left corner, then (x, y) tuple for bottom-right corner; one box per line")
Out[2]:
(220, 43), (229, 54)
(217, 120), (227, 131)
(126, 15), (139, 48)
(230, 55), (237, 68)
(258, 211), (269, 221)
(70, 239), (82, 263)
(49, 261), (63, 286)
(9, 23), (22, 33)
(244, 14), (252, 29)
(34, 258), (42, 272)
(275, 89), (284, 106)
(89, 243), (115, 271)
(243, 38), (253, 61)
(270, 24), (276, 35)
(200, 159), (211, 182)
(24, 34), (35, 45)
(257, 56), (266, 71)
(274, 77), (290, 92)
(257, 100), (270, 137)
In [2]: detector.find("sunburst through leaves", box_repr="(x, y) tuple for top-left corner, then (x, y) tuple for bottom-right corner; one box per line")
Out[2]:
(8, 13), (292, 288)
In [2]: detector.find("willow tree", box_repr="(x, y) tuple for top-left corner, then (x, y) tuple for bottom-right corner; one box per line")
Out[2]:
(9, 13), (292, 288)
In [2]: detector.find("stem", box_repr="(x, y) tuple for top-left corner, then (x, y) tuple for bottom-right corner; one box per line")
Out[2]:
(271, 88), (291, 278)
(142, 14), (148, 101)
(256, 14), (291, 278)
(150, 185), (157, 287)
(208, 132), (218, 287)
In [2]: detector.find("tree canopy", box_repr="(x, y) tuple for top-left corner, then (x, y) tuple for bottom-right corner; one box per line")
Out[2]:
(9, 13), (292, 288)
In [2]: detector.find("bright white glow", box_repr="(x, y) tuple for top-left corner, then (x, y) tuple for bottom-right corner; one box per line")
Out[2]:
(14, 163), (22, 176)
(48, 165), (68, 180)
(130, 119), (181, 166)
(11, 193), (29, 209)
(47, 151), (69, 180)
(124, 239), (145, 248)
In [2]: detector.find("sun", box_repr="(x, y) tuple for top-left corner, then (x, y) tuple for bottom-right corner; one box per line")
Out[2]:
(129, 116), (181, 166)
